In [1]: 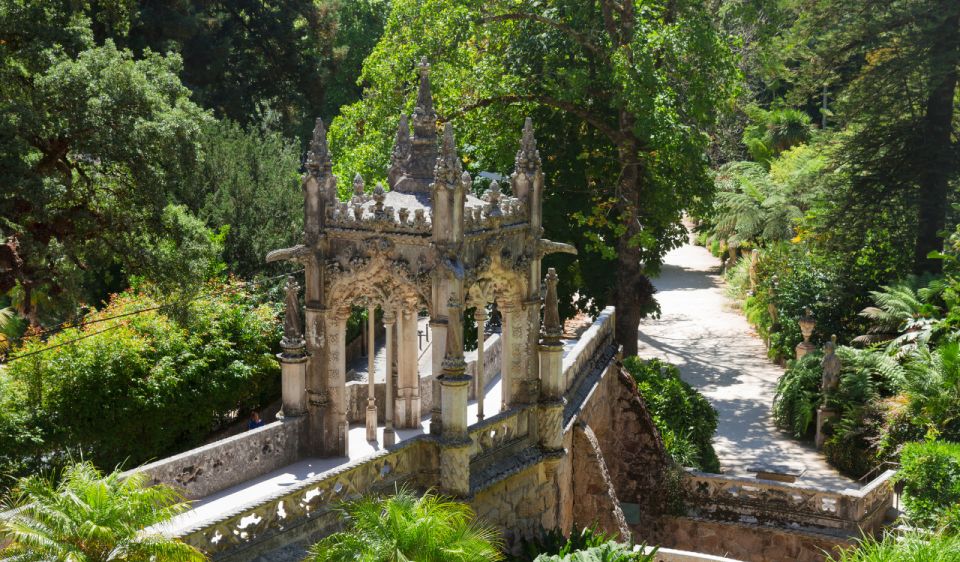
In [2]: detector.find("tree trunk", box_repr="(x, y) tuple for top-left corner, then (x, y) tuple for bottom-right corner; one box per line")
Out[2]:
(914, 11), (959, 274)
(613, 137), (647, 357)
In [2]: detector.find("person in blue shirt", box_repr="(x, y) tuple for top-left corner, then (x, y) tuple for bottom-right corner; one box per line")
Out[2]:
(248, 411), (265, 430)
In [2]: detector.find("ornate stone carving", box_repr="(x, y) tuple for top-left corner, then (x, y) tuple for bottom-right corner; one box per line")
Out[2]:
(282, 276), (303, 346)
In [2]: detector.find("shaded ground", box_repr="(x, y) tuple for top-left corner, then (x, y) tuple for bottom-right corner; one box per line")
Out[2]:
(637, 239), (856, 491)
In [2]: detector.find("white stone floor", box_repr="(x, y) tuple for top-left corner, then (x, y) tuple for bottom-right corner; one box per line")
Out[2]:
(160, 373), (504, 536)
(637, 237), (857, 491)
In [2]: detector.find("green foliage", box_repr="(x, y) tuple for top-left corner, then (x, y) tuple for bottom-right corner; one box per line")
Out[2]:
(773, 352), (823, 438)
(623, 357), (720, 473)
(0, 461), (205, 561)
(532, 542), (655, 562)
(902, 344), (960, 443)
(0, 281), (280, 482)
(895, 441), (960, 533)
(516, 526), (618, 561)
(724, 255), (753, 303)
(185, 119), (303, 278)
(829, 532), (960, 562)
(741, 105), (812, 167)
(306, 487), (503, 562)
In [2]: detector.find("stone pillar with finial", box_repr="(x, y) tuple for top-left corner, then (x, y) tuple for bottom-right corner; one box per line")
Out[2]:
(439, 294), (471, 496)
(278, 276), (307, 418)
(795, 307), (817, 359)
(816, 334), (841, 448)
(538, 268), (565, 452)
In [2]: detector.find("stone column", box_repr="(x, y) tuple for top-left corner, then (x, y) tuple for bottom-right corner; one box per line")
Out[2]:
(440, 295), (471, 496)
(278, 276), (307, 418)
(474, 306), (487, 422)
(538, 268), (564, 452)
(327, 308), (350, 457)
(429, 319), (447, 435)
(304, 303), (326, 455)
(396, 308), (421, 428)
(383, 309), (397, 447)
(501, 300), (531, 409)
(365, 305), (377, 441)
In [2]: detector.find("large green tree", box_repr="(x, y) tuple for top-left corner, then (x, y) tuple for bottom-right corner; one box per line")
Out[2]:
(795, 0), (960, 275)
(331, 0), (739, 354)
(0, 1), (212, 325)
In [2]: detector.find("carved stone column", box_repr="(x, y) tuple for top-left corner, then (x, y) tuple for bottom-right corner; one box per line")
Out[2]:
(474, 306), (488, 422)
(538, 268), (564, 452)
(440, 295), (471, 496)
(396, 308), (421, 428)
(501, 300), (532, 409)
(366, 305), (377, 441)
(304, 303), (326, 455)
(383, 309), (397, 447)
(278, 276), (307, 418)
(326, 308), (350, 457)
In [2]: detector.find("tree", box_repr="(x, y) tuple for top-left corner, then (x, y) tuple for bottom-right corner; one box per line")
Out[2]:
(795, 0), (960, 274)
(0, 1), (212, 325)
(97, 0), (389, 140)
(0, 461), (205, 562)
(330, 0), (739, 354)
(306, 488), (503, 562)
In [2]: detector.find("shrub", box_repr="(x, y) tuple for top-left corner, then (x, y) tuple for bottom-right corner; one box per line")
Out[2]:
(773, 352), (823, 437)
(724, 256), (752, 303)
(895, 441), (960, 532)
(533, 542), (655, 562)
(623, 357), (720, 473)
(829, 532), (960, 561)
(0, 280), (280, 480)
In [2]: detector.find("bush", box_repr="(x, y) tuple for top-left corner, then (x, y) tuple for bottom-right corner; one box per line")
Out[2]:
(895, 441), (960, 532)
(829, 532), (960, 561)
(0, 280), (280, 482)
(623, 357), (720, 472)
(773, 352), (823, 437)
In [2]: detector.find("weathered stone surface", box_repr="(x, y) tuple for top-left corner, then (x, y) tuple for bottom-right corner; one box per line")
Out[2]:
(132, 417), (304, 500)
(572, 423), (630, 540)
(652, 516), (854, 562)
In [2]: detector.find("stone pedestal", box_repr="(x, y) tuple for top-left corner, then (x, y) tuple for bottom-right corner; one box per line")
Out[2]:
(538, 342), (564, 452)
(815, 406), (838, 449)
(795, 341), (817, 359)
(278, 340), (307, 417)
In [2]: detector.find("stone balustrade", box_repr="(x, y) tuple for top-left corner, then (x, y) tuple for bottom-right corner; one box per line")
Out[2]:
(681, 468), (896, 537)
(562, 307), (615, 392)
(645, 547), (743, 562)
(467, 404), (535, 463)
(175, 436), (438, 558)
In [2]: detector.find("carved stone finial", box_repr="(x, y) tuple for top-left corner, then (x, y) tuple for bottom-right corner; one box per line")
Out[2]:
(461, 171), (472, 194)
(353, 173), (365, 197)
(486, 180), (503, 218)
(541, 268), (562, 344)
(412, 57), (437, 137)
(434, 122), (462, 187)
(388, 114), (412, 188)
(305, 118), (331, 177)
(515, 117), (541, 173)
(441, 294), (466, 376)
(373, 182), (386, 218)
(282, 276), (303, 344)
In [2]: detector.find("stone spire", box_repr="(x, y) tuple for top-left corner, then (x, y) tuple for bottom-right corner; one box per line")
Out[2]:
(352, 173), (365, 198)
(515, 117), (542, 174)
(388, 114), (412, 188)
(305, 118), (332, 177)
(412, 57), (436, 137)
(434, 122), (462, 186)
(541, 268), (562, 344)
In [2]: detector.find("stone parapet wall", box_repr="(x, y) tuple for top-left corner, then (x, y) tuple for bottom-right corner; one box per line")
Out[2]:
(178, 436), (439, 560)
(645, 547), (744, 562)
(651, 516), (854, 562)
(131, 417), (305, 500)
(681, 469), (896, 537)
(562, 307), (615, 392)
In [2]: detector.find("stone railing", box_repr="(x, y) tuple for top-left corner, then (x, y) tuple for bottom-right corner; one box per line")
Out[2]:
(175, 436), (438, 558)
(467, 404), (534, 463)
(131, 417), (304, 500)
(562, 307), (615, 392)
(681, 469), (896, 537)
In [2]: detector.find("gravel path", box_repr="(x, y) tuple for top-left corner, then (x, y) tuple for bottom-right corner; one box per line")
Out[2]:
(637, 239), (857, 491)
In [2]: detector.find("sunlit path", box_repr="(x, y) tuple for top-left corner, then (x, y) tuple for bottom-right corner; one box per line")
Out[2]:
(637, 235), (857, 491)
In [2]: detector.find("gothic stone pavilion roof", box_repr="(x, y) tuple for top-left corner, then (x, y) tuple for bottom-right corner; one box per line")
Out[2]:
(266, 57), (574, 313)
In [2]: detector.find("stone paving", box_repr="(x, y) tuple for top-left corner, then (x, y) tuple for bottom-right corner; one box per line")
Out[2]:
(637, 238), (857, 491)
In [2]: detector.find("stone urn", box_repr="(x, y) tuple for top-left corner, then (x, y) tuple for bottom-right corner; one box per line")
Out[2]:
(795, 307), (817, 359)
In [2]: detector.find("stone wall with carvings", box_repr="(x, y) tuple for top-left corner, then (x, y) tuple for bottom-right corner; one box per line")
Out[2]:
(652, 516), (854, 562)
(132, 417), (304, 500)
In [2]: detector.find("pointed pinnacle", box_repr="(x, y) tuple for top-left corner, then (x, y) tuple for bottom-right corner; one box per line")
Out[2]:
(353, 173), (364, 196)
(442, 121), (455, 153)
(516, 117), (541, 172)
(305, 118), (331, 175)
(414, 58), (434, 118)
(395, 114), (410, 145)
